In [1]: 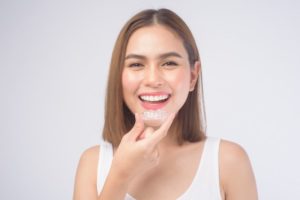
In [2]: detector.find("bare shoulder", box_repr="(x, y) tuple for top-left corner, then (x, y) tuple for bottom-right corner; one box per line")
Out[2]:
(219, 140), (258, 200)
(219, 140), (249, 164)
(76, 145), (100, 181)
(73, 145), (100, 200)
(79, 145), (100, 166)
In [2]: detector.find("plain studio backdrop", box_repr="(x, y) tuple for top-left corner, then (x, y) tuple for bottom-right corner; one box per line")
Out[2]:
(0, 0), (299, 199)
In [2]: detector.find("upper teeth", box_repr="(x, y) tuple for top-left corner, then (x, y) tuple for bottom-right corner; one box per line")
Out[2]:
(140, 95), (169, 102)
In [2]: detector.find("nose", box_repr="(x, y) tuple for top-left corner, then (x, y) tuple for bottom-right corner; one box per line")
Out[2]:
(143, 65), (163, 87)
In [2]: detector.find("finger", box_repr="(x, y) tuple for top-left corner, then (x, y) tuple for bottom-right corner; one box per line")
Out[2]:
(147, 112), (176, 145)
(144, 127), (155, 138)
(137, 127), (154, 140)
(128, 113), (144, 141)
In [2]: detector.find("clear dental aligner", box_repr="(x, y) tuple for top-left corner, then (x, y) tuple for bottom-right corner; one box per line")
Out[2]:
(142, 109), (168, 122)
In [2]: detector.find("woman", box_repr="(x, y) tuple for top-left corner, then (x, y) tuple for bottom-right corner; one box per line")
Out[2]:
(73, 8), (258, 200)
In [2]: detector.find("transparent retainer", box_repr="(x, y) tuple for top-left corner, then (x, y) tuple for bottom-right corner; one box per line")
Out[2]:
(142, 109), (168, 122)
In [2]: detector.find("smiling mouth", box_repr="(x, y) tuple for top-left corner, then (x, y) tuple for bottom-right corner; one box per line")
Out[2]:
(138, 94), (171, 103)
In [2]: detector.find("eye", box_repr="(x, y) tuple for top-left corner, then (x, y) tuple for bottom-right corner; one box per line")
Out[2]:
(162, 61), (178, 68)
(128, 63), (144, 68)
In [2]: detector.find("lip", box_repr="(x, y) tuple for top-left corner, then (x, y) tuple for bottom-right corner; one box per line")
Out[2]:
(139, 92), (170, 96)
(138, 92), (171, 110)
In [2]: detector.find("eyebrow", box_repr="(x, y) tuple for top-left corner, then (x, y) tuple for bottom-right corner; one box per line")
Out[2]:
(125, 52), (183, 60)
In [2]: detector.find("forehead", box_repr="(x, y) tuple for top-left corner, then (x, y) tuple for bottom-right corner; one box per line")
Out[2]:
(125, 25), (188, 58)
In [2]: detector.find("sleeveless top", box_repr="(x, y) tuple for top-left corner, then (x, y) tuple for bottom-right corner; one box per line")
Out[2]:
(97, 137), (222, 200)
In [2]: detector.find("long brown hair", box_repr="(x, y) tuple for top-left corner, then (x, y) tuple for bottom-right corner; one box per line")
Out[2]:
(102, 8), (206, 146)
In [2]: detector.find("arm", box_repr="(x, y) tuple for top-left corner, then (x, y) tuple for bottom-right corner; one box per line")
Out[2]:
(73, 146), (99, 200)
(99, 112), (175, 199)
(71, 129), (138, 200)
(73, 145), (130, 200)
(73, 113), (175, 200)
(220, 140), (258, 200)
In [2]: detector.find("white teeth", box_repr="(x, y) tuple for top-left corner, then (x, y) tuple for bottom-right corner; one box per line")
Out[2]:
(140, 95), (169, 102)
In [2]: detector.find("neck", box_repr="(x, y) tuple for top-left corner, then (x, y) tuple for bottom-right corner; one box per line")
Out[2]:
(157, 129), (183, 151)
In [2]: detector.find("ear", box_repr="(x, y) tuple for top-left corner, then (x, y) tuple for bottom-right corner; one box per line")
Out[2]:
(189, 61), (200, 91)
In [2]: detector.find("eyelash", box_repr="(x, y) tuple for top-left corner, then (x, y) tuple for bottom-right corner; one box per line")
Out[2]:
(127, 61), (178, 68)
(162, 61), (178, 67)
(129, 63), (143, 68)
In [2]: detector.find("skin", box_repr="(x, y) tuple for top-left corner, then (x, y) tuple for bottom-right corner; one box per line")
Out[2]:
(73, 25), (258, 200)
(122, 25), (198, 127)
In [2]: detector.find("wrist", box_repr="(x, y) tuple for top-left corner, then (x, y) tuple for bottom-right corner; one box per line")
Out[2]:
(109, 160), (134, 184)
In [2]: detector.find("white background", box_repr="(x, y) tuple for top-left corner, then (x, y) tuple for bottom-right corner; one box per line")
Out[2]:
(0, 0), (299, 199)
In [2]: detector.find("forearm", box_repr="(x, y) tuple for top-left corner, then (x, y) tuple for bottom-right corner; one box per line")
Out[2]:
(98, 166), (131, 200)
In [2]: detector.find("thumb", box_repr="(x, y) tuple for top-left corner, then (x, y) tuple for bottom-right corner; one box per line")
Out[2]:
(128, 113), (144, 141)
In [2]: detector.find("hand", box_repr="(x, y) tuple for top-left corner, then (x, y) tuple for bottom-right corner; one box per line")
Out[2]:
(110, 112), (175, 182)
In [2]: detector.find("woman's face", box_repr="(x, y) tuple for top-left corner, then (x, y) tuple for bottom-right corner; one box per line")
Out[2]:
(122, 25), (198, 125)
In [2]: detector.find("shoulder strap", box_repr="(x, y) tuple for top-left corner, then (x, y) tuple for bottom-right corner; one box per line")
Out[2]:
(180, 137), (222, 199)
(201, 137), (221, 190)
(97, 141), (114, 195)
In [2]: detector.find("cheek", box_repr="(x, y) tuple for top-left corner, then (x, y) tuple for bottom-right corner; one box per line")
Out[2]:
(122, 70), (141, 95)
(168, 69), (191, 91)
(167, 70), (191, 104)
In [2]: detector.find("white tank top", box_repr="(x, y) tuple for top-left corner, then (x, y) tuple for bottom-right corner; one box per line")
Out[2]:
(97, 137), (222, 200)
